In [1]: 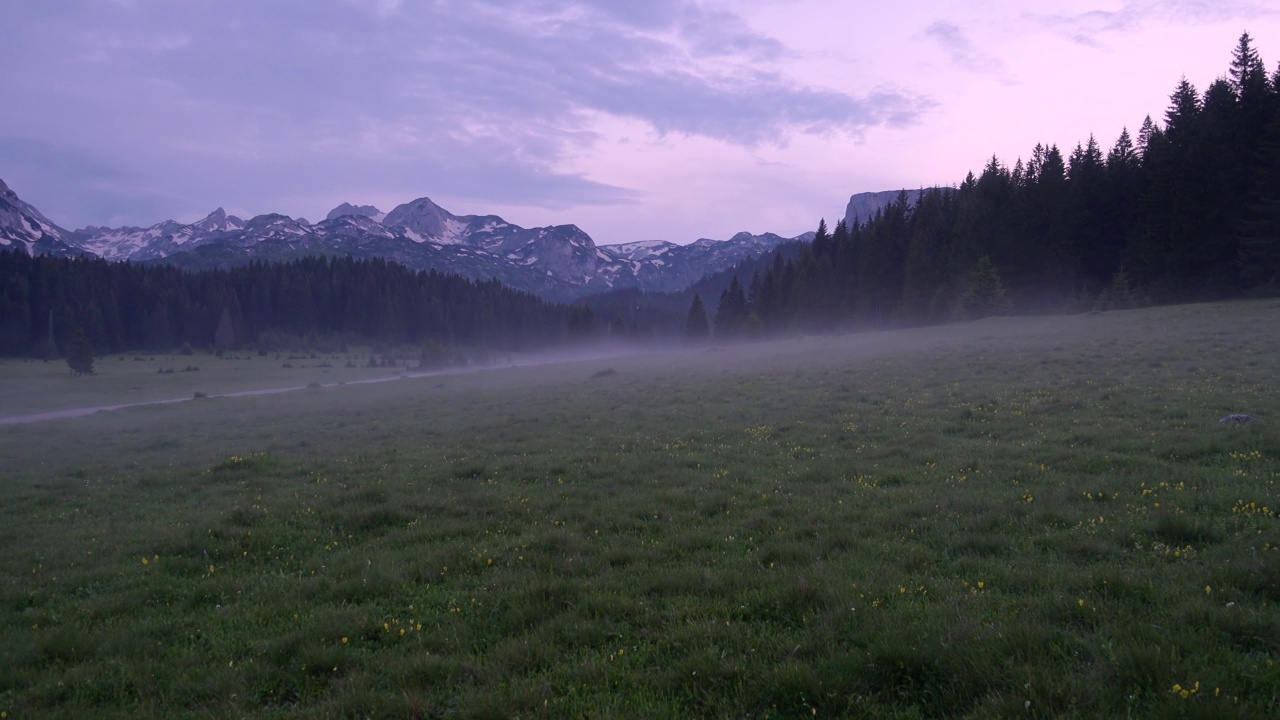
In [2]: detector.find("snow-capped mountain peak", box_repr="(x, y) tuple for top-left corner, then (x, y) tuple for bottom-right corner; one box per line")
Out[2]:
(192, 207), (246, 233)
(383, 196), (454, 241)
(3, 177), (812, 301)
(0, 178), (77, 256)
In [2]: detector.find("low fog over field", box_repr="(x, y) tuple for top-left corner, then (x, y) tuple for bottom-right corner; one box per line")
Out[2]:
(2, 301), (1276, 465)
(0, 303), (1194, 429)
(3, 302), (1279, 716)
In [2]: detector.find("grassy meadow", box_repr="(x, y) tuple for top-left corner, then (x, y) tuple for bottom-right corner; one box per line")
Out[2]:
(1, 301), (1278, 718)
(0, 349), (432, 419)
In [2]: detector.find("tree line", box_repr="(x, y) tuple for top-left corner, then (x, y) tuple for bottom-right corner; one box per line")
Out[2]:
(0, 252), (575, 357)
(692, 32), (1280, 337)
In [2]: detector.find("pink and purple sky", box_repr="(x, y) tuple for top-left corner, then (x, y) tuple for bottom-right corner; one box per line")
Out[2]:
(2, 1), (1278, 245)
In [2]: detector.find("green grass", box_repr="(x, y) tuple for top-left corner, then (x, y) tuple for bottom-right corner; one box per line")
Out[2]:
(0, 349), (420, 418)
(1, 300), (1279, 718)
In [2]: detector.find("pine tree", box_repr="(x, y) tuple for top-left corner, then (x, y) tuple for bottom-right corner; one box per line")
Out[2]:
(1238, 113), (1280, 292)
(214, 305), (236, 352)
(66, 329), (94, 375)
(1136, 116), (1161, 159)
(1164, 77), (1202, 143)
(713, 276), (749, 339)
(959, 257), (1012, 319)
(1107, 128), (1138, 170)
(684, 294), (709, 341)
(810, 218), (831, 257)
(1229, 31), (1269, 103)
(567, 305), (596, 339)
(419, 340), (447, 369)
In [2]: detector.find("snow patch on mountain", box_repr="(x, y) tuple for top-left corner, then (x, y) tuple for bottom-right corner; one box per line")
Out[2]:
(602, 239), (676, 261)
(0, 178), (80, 257)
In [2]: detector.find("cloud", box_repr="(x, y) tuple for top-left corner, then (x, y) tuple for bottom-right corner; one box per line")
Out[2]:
(924, 21), (1008, 76)
(1, 0), (933, 228)
(418, 1), (931, 146)
(0, 138), (183, 228)
(1031, 0), (1279, 47)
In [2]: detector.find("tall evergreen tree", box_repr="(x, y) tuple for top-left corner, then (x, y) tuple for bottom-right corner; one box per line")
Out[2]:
(214, 305), (236, 352)
(567, 305), (597, 339)
(810, 218), (831, 257)
(959, 257), (1012, 319)
(713, 277), (749, 339)
(1136, 115), (1162, 159)
(66, 329), (94, 375)
(1230, 31), (1269, 103)
(684, 294), (710, 341)
(1238, 112), (1280, 291)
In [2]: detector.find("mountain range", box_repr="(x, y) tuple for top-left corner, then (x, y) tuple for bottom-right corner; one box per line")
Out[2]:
(3, 179), (918, 301)
(2, 178), (832, 301)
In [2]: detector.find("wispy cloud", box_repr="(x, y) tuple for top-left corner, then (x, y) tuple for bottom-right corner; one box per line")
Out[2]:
(924, 21), (1007, 75)
(0, 0), (934, 227)
(1031, 0), (1279, 48)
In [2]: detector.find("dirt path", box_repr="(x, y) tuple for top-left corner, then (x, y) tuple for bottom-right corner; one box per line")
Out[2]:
(0, 348), (660, 427)
(0, 373), (420, 427)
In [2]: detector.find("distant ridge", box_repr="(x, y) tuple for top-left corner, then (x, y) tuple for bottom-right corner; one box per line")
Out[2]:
(844, 189), (928, 227)
(0, 178), (813, 302)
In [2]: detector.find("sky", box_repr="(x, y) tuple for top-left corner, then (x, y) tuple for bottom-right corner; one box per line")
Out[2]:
(2, 1), (1278, 246)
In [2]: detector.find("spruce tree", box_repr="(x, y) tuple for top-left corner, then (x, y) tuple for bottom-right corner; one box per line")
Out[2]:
(810, 218), (830, 257)
(713, 277), (749, 339)
(66, 329), (94, 375)
(959, 257), (1012, 319)
(567, 306), (597, 339)
(684, 294), (709, 341)
(1229, 31), (1269, 103)
(1238, 114), (1280, 292)
(214, 305), (236, 352)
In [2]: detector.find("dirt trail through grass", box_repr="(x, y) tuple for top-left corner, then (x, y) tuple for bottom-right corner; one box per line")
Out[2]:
(0, 376), (407, 426)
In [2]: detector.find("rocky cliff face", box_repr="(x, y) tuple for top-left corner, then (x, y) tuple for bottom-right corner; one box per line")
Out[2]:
(844, 189), (926, 227)
(0, 178), (80, 257)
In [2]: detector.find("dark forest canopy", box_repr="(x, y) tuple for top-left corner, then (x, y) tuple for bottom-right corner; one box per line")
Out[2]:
(699, 32), (1280, 334)
(0, 252), (574, 357)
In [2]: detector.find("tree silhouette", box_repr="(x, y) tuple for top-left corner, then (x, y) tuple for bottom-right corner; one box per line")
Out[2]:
(66, 329), (94, 375)
(959, 257), (1012, 319)
(684, 294), (709, 341)
(713, 277), (749, 339)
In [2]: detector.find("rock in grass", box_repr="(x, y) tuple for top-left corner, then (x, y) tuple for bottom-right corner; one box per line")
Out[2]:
(1219, 413), (1255, 424)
